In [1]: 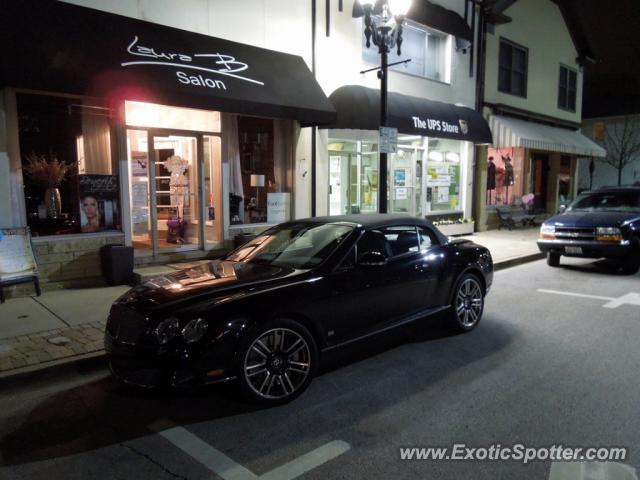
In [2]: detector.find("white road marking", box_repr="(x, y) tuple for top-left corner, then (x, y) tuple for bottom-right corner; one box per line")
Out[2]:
(158, 426), (258, 480)
(259, 440), (351, 480)
(549, 461), (637, 480)
(537, 289), (640, 309)
(151, 422), (350, 480)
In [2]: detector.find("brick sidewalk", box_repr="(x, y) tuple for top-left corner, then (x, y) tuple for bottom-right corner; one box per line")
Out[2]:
(0, 320), (105, 373)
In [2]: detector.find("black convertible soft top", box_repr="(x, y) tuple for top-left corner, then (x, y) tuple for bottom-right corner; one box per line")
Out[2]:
(283, 214), (450, 245)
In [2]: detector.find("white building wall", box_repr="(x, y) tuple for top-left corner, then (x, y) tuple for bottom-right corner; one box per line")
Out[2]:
(484, 0), (583, 124)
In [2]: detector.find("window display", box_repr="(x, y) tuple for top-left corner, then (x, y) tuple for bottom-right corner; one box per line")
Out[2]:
(486, 147), (525, 206)
(18, 93), (118, 236)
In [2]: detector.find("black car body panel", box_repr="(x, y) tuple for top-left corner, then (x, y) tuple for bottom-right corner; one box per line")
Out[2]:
(105, 215), (493, 388)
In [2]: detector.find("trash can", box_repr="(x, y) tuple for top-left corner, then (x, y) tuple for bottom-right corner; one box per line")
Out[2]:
(100, 244), (134, 285)
(233, 233), (256, 248)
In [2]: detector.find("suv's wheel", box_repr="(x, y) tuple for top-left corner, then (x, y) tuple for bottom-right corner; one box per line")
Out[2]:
(547, 252), (561, 267)
(237, 319), (318, 405)
(447, 274), (484, 332)
(620, 238), (640, 274)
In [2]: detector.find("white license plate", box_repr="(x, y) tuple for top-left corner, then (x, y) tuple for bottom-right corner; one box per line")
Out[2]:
(565, 246), (583, 254)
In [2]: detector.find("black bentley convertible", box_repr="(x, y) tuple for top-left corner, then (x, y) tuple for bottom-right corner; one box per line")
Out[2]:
(105, 215), (493, 403)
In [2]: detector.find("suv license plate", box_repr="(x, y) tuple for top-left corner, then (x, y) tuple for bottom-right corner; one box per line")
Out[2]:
(565, 246), (583, 254)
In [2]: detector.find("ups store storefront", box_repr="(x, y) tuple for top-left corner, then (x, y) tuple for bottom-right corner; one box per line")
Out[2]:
(0, 0), (334, 285)
(321, 86), (492, 222)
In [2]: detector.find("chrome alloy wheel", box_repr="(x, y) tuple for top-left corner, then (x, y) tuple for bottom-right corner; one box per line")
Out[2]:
(455, 277), (483, 327)
(243, 328), (311, 400)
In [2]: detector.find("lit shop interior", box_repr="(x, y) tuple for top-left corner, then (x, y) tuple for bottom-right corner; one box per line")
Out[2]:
(327, 131), (470, 219)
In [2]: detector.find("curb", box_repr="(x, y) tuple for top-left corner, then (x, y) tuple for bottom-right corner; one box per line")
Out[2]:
(0, 350), (107, 389)
(493, 252), (545, 271)
(0, 252), (544, 386)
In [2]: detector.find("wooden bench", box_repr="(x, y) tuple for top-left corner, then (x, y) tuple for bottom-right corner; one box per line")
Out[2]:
(0, 227), (41, 303)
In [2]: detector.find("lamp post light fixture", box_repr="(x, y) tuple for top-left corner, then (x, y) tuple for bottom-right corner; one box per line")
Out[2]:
(353, 0), (413, 213)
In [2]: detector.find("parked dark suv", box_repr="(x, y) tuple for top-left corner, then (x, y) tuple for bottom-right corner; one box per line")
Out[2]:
(537, 187), (640, 273)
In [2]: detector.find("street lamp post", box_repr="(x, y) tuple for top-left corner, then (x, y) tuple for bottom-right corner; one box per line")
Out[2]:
(353, 0), (412, 213)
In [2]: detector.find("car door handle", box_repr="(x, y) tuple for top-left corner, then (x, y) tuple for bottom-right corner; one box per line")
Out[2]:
(414, 263), (430, 271)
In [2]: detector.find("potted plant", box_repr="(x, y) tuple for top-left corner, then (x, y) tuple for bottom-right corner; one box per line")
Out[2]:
(23, 153), (70, 219)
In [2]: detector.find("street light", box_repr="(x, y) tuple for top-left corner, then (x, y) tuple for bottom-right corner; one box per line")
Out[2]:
(353, 0), (412, 213)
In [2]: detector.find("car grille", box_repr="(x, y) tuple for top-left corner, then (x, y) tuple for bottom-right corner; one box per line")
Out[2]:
(554, 227), (596, 240)
(107, 305), (148, 344)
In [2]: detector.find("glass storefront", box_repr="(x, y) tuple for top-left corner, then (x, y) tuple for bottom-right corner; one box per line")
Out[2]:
(328, 131), (469, 218)
(485, 147), (525, 207)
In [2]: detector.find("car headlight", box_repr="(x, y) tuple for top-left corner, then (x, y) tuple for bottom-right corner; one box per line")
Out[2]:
(181, 318), (208, 343)
(154, 317), (180, 345)
(539, 225), (555, 239)
(596, 227), (623, 242)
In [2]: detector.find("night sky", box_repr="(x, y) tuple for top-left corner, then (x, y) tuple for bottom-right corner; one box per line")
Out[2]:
(570, 0), (640, 115)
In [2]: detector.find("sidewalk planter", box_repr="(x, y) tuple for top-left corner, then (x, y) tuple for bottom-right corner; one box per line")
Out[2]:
(100, 244), (134, 285)
(436, 222), (475, 237)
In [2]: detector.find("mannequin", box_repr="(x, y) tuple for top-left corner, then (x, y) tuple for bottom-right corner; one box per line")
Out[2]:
(486, 156), (496, 205)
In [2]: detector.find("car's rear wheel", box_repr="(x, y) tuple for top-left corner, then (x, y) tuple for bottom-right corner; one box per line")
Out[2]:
(620, 238), (640, 274)
(237, 319), (317, 404)
(547, 252), (561, 267)
(447, 274), (484, 332)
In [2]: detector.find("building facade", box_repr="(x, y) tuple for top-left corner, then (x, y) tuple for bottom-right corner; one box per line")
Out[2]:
(474, 0), (606, 230)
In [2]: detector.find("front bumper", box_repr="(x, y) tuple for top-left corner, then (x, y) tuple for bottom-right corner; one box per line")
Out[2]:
(105, 331), (236, 388)
(537, 239), (631, 259)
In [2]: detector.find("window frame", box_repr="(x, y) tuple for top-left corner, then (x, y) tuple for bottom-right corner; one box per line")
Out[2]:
(498, 37), (529, 98)
(557, 64), (578, 112)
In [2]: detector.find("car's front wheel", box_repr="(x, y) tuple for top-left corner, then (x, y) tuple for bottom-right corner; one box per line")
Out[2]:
(237, 319), (318, 404)
(547, 252), (561, 267)
(447, 274), (484, 332)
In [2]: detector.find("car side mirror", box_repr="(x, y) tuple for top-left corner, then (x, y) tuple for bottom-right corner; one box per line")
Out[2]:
(357, 251), (388, 267)
(558, 205), (567, 214)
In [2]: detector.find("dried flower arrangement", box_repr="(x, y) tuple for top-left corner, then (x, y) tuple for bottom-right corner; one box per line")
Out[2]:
(23, 153), (70, 187)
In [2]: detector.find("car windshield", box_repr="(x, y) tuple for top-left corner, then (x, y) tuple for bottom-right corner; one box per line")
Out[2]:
(567, 191), (640, 213)
(225, 223), (354, 269)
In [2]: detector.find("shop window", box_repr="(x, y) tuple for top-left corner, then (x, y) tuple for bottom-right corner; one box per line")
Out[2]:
(17, 93), (119, 236)
(558, 65), (577, 112)
(498, 39), (528, 97)
(229, 116), (293, 225)
(425, 138), (464, 213)
(362, 18), (452, 83)
(485, 147), (525, 207)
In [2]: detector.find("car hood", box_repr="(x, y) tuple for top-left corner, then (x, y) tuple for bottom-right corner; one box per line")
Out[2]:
(116, 260), (301, 311)
(544, 211), (639, 228)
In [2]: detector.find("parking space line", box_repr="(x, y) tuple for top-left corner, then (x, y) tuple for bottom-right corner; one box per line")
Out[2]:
(259, 440), (351, 480)
(150, 421), (351, 480)
(158, 426), (258, 480)
(537, 289), (615, 302)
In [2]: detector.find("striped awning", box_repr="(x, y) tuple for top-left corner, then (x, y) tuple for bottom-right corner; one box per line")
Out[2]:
(489, 115), (606, 157)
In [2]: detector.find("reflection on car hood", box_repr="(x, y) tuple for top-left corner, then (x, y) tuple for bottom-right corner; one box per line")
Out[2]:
(118, 260), (298, 309)
(545, 212), (639, 228)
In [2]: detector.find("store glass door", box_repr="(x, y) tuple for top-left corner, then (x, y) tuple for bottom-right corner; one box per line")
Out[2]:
(390, 147), (422, 216)
(128, 129), (203, 254)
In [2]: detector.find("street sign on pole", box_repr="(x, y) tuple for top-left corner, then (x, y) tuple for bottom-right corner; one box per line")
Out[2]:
(379, 126), (398, 154)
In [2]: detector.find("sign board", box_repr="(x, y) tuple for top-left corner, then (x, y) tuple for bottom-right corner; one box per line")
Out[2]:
(267, 192), (291, 224)
(379, 127), (398, 154)
(0, 228), (38, 278)
(78, 174), (121, 233)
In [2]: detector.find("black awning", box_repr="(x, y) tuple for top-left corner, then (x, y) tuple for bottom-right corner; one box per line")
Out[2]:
(0, 0), (335, 126)
(408, 1), (473, 50)
(325, 85), (492, 144)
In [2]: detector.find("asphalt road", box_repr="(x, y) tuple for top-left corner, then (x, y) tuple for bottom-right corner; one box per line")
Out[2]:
(1, 257), (639, 480)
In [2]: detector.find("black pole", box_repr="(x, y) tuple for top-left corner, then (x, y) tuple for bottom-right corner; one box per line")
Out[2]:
(311, 0), (317, 216)
(379, 45), (388, 214)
